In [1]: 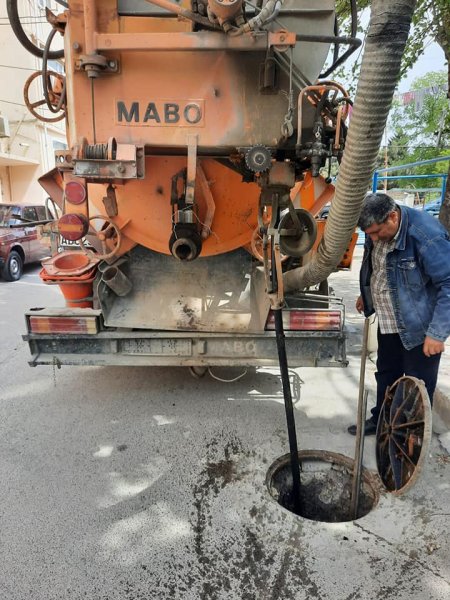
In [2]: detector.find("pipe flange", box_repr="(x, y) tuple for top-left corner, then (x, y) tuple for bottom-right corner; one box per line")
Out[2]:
(169, 224), (202, 261)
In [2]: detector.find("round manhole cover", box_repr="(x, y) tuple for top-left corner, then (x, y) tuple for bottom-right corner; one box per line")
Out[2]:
(376, 376), (431, 495)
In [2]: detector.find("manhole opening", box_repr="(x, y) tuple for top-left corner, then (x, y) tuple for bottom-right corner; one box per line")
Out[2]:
(266, 450), (379, 523)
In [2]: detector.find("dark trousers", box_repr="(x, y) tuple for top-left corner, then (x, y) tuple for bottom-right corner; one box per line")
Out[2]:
(371, 329), (441, 423)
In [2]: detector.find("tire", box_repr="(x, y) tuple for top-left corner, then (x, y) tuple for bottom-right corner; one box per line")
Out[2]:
(2, 251), (23, 281)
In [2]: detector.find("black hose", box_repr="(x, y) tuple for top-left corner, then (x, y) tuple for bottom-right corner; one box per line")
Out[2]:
(7, 0), (64, 59)
(270, 230), (301, 515)
(274, 309), (302, 515)
(319, 0), (359, 79)
(42, 28), (66, 113)
(333, 16), (340, 65)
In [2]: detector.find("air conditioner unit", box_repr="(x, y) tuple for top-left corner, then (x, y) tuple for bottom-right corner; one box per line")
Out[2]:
(0, 115), (11, 138)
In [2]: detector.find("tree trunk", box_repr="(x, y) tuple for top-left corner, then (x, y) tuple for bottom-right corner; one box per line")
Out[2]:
(436, 6), (450, 233)
(439, 167), (450, 233)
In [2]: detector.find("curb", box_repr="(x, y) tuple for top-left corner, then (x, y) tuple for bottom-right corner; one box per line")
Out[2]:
(433, 387), (450, 434)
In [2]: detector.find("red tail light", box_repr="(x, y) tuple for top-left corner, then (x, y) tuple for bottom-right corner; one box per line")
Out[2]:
(29, 316), (98, 334)
(65, 181), (86, 205)
(266, 310), (341, 331)
(58, 213), (89, 241)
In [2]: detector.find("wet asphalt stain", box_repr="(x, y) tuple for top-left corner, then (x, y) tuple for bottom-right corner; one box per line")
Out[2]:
(170, 430), (316, 599)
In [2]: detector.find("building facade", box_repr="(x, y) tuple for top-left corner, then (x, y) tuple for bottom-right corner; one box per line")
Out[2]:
(0, 0), (66, 206)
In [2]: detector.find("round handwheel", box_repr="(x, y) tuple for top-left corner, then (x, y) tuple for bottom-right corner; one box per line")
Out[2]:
(23, 70), (66, 123)
(251, 222), (288, 264)
(376, 376), (432, 495)
(79, 215), (122, 261)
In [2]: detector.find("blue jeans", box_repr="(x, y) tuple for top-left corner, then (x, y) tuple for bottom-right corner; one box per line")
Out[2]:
(371, 329), (441, 423)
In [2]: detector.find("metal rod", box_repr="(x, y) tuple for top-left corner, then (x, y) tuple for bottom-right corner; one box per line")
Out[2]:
(351, 389), (368, 520)
(377, 174), (447, 181)
(350, 317), (370, 520)
(273, 308), (302, 514)
(374, 154), (450, 175)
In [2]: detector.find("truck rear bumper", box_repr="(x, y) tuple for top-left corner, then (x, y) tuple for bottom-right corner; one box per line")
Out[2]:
(23, 328), (347, 368)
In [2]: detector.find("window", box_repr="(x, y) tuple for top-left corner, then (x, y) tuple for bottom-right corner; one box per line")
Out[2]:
(23, 207), (38, 222)
(48, 60), (65, 75)
(52, 139), (67, 151)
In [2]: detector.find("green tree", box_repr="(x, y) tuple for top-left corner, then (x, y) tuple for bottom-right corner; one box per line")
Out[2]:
(336, 0), (450, 231)
(401, 71), (449, 147)
(374, 71), (448, 195)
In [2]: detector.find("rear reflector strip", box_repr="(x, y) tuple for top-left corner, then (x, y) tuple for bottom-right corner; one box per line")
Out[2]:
(29, 316), (98, 334)
(266, 310), (341, 331)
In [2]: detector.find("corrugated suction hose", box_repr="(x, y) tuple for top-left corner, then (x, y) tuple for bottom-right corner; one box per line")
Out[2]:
(284, 0), (417, 292)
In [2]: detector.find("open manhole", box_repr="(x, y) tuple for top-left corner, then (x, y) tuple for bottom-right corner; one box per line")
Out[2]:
(266, 450), (380, 522)
(266, 377), (431, 522)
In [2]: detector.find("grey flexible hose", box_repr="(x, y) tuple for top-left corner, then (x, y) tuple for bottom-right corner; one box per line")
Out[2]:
(284, 0), (417, 292)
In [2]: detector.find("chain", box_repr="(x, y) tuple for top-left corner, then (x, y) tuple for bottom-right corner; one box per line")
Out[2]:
(52, 355), (61, 387)
(281, 48), (294, 138)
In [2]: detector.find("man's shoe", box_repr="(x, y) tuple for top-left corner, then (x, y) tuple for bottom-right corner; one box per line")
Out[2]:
(347, 418), (377, 436)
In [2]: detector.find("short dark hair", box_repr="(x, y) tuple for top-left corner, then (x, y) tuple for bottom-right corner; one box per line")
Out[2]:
(358, 193), (397, 230)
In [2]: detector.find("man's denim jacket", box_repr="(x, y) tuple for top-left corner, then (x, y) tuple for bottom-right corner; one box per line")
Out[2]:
(360, 205), (450, 350)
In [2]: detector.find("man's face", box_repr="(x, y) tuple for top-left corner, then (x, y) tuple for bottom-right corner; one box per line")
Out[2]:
(364, 210), (400, 242)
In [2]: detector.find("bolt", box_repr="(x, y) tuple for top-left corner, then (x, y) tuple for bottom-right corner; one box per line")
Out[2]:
(72, 42), (81, 51)
(280, 35), (285, 42)
(108, 60), (116, 69)
(117, 164), (125, 174)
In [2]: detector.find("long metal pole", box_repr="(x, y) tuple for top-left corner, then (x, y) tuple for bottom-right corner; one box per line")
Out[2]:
(274, 308), (301, 514)
(351, 317), (370, 519)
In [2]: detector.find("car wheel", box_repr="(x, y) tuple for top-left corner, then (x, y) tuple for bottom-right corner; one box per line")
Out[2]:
(2, 250), (23, 281)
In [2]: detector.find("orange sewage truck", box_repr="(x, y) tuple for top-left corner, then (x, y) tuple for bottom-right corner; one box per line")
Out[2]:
(7, 0), (360, 370)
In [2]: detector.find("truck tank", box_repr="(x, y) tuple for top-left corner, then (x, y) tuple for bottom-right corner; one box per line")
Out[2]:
(10, 0), (360, 366)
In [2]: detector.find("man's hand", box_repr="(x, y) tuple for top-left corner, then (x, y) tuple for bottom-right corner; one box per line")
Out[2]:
(423, 336), (445, 357)
(356, 295), (364, 314)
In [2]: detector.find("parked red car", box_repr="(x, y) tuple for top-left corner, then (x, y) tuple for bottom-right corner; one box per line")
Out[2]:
(0, 204), (52, 281)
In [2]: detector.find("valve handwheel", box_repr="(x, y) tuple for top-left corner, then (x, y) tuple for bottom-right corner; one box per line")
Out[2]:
(23, 70), (66, 123)
(251, 225), (288, 264)
(78, 215), (122, 261)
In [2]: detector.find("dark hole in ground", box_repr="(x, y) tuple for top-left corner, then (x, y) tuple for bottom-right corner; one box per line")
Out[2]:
(267, 450), (379, 523)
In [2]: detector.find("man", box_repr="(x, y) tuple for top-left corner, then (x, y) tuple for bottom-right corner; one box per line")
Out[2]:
(348, 192), (450, 435)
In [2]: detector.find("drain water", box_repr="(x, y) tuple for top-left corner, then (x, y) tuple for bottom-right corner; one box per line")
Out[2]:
(267, 450), (379, 523)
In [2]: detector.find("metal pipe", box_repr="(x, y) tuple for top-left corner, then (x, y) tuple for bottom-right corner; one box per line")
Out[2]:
(350, 317), (370, 520)
(95, 31), (268, 52)
(319, 0), (359, 79)
(83, 0), (96, 56)
(144, 0), (220, 29)
(296, 34), (361, 45)
(377, 174), (448, 180)
(102, 266), (133, 297)
(374, 154), (450, 174)
(296, 83), (349, 147)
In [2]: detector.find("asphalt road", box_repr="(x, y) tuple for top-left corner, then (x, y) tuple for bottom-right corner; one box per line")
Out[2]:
(0, 262), (449, 600)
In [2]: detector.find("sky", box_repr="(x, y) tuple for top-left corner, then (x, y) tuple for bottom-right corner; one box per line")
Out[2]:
(343, 8), (448, 93)
(399, 43), (447, 92)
